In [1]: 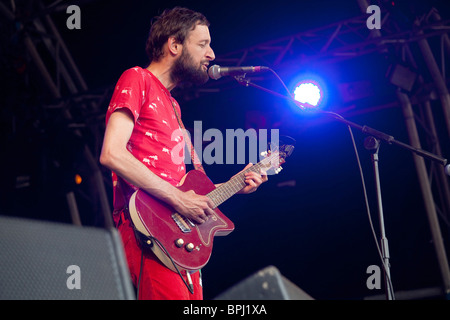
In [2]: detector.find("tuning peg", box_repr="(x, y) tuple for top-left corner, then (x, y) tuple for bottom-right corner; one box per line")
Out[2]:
(275, 166), (283, 174)
(260, 151), (268, 157)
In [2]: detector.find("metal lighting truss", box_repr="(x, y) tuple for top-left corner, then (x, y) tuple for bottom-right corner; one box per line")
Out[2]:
(0, 0), (114, 228)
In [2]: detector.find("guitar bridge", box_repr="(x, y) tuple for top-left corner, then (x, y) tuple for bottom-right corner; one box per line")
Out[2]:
(172, 213), (194, 233)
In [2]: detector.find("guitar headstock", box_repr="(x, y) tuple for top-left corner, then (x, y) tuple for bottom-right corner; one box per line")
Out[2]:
(259, 139), (295, 175)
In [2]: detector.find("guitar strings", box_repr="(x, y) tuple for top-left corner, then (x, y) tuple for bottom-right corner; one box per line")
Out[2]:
(207, 156), (273, 207)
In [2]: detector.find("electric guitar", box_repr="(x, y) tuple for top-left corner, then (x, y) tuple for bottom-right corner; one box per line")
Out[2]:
(128, 144), (294, 272)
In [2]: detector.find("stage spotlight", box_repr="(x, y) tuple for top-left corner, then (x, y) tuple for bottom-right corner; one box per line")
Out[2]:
(293, 80), (323, 109)
(74, 174), (82, 185)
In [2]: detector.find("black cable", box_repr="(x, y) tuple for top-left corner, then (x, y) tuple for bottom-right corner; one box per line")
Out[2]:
(136, 250), (144, 299)
(134, 228), (195, 296)
(334, 112), (396, 300)
(148, 236), (195, 295)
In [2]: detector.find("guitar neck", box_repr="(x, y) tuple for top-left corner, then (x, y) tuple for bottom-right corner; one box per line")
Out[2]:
(207, 157), (273, 208)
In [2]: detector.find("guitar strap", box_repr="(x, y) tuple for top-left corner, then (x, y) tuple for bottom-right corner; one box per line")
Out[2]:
(116, 98), (205, 226)
(113, 98), (202, 297)
(170, 98), (206, 174)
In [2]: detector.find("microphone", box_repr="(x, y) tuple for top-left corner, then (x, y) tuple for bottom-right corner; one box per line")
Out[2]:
(208, 65), (269, 80)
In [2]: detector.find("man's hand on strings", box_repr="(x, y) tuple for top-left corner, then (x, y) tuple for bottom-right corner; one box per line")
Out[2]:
(173, 190), (215, 224)
(237, 163), (268, 194)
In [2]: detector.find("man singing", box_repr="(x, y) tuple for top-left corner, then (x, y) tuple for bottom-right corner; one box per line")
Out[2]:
(100, 7), (267, 300)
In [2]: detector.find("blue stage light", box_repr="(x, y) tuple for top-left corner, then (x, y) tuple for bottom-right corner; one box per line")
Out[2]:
(293, 80), (323, 109)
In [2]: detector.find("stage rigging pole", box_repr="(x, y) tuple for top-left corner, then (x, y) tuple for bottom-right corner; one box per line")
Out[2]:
(3, 0), (113, 228)
(397, 89), (450, 298)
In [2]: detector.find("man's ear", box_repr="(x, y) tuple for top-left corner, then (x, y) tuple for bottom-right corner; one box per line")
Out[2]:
(167, 37), (182, 56)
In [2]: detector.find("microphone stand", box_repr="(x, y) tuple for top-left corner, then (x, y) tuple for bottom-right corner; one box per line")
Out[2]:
(233, 75), (448, 300)
(364, 136), (394, 300)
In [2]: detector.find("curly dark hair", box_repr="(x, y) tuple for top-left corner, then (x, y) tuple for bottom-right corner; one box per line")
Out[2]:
(145, 7), (210, 63)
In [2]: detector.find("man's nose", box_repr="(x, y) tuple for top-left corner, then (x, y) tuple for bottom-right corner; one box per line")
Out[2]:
(207, 46), (215, 61)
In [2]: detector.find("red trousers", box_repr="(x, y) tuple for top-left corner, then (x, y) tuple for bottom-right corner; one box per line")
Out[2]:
(118, 218), (203, 300)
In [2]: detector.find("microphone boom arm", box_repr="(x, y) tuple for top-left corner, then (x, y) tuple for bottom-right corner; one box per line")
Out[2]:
(234, 75), (447, 166)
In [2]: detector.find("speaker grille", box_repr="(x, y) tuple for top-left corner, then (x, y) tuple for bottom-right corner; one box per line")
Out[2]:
(0, 216), (134, 300)
(215, 265), (313, 300)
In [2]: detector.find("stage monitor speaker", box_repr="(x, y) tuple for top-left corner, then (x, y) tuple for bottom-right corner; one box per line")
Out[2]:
(0, 215), (135, 300)
(215, 265), (314, 300)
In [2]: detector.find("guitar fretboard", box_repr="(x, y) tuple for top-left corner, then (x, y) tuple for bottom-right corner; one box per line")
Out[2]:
(206, 154), (278, 208)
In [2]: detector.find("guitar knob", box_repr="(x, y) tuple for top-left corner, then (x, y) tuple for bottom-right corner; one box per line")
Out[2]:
(185, 243), (195, 252)
(175, 238), (184, 248)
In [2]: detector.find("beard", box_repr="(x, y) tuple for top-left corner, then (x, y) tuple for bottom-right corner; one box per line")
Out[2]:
(171, 49), (209, 86)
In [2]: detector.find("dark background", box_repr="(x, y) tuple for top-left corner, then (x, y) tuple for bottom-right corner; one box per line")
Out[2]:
(1, 0), (450, 300)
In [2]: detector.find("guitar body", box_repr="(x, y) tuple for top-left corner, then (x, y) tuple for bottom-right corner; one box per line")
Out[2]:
(128, 144), (294, 272)
(128, 170), (235, 272)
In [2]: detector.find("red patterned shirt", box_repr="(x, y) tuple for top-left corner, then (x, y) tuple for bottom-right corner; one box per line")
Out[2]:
(105, 66), (185, 223)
